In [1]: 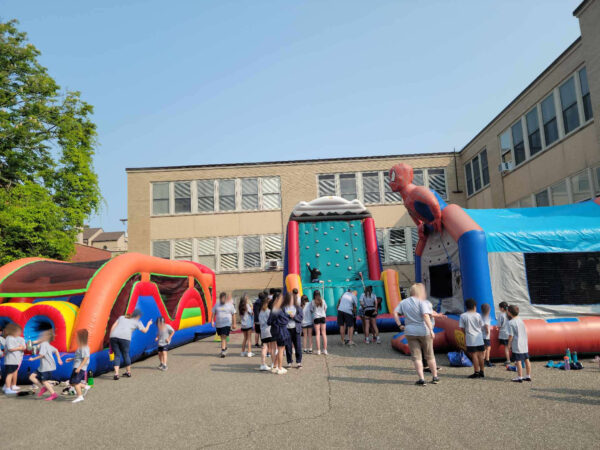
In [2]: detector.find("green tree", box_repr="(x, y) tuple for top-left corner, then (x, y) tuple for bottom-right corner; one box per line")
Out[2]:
(0, 19), (101, 265)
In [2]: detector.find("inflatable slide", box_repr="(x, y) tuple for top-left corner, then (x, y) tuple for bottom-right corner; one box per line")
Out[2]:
(387, 163), (600, 358)
(283, 197), (402, 332)
(0, 253), (216, 382)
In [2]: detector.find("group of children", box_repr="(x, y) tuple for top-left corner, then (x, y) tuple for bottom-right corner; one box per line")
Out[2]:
(459, 299), (531, 382)
(211, 288), (331, 375)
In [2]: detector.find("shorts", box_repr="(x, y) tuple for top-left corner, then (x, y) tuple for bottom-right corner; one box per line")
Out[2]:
(337, 311), (354, 328)
(483, 339), (491, 348)
(276, 336), (290, 347)
(158, 345), (169, 352)
(4, 364), (19, 375)
(313, 317), (326, 325)
(34, 370), (53, 382)
(498, 338), (509, 346)
(364, 309), (377, 318)
(302, 324), (313, 329)
(261, 337), (274, 343)
(241, 327), (253, 332)
(511, 352), (530, 362)
(254, 324), (261, 334)
(69, 369), (86, 385)
(467, 345), (485, 353)
(406, 335), (434, 362)
(216, 326), (231, 337)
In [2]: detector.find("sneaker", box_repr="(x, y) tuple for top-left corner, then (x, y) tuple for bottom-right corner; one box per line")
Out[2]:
(431, 376), (440, 384)
(354, 331), (358, 335)
(479, 371), (485, 378)
(11, 385), (20, 391)
(45, 393), (58, 401)
(323, 350), (328, 355)
(286, 363), (293, 368)
(344, 339), (349, 345)
(37, 387), (48, 398)
(303, 349), (307, 353)
(365, 337), (371, 344)
(376, 337), (381, 344)
(512, 377), (523, 383)
(297, 363), (303, 369)
(348, 341), (356, 346)
(4, 388), (17, 395)
(485, 361), (495, 367)
(247, 352), (254, 357)
(72, 396), (84, 403)
(162, 365), (168, 371)
(124, 372), (132, 378)
(523, 376), (532, 382)
(415, 379), (426, 386)
(467, 373), (481, 379)
(316, 350), (321, 355)
(220, 351), (226, 358)
(266, 353), (271, 358)
(113, 375), (119, 381)
(308, 348), (313, 354)
(158, 364), (164, 370)
(241, 352), (247, 357)
(271, 367), (279, 374)
(279, 368), (288, 374)
(259, 364), (269, 371)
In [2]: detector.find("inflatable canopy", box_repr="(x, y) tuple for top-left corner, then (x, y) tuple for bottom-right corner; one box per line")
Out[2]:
(388, 163), (600, 357)
(0, 253), (216, 381)
(283, 196), (401, 332)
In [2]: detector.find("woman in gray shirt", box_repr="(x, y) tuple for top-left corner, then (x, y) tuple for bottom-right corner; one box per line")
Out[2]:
(109, 309), (152, 380)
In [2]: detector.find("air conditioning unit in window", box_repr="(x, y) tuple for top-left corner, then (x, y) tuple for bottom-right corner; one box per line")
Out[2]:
(266, 259), (281, 271)
(498, 162), (513, 173)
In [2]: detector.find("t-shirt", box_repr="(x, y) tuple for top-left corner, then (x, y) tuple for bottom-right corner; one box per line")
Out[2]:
(258, 309), (272, 339)
(212, 302), (236, 328)
(310, 302), (327, 319)
(72, 345), (90, 371)
(498, 312), (510, 339)
(459, 311), (485, 347)
(302, 303), (314, 326)
(240, 311), (254, 329)
(5, 335), (25, 365)
(508, 317), (528, 354)
(38, 341), (59, 372)
(360, 293), (377, 311)
(284, 305), (297, 329)
(157, 324), (174, 346)
(482, 315), (491, 339)
(110, 316), (144, 341)
(338, 292), (357, 315)
(394, 297), (429, 336)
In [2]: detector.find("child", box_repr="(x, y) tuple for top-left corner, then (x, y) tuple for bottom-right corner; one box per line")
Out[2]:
(267, 292), (291, 374)
(29, 330), (63, 401)
(253, 292), (265, 348)
(459, 299), (488, 378)
(481, 303), (494, 367)
(3, 323), (26, 395)
(211, 292), (237, 358)
(360, 286), (381, 344)
(497, 301), (511, 365)
(65, 329), (90, 403)
(301, 295), (314, 354)
(507, 305), (531, 382)
(258, 296), (275, 371)
(283, 292), (303, 369)
(239, 295), (254, 357)
(156, 317), (174, 371)
(310, 290), (328, 355)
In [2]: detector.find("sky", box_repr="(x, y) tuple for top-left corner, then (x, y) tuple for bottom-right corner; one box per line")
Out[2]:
(1, 0), (583, 231)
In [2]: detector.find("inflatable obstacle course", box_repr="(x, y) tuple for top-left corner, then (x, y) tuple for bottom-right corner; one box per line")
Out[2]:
(0, 254), (216, 382)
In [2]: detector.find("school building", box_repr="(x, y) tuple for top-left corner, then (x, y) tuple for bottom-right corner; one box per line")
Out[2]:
(126, 0), (600, 296)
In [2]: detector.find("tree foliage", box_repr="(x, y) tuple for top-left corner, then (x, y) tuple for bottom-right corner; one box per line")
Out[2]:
(0, 19), (101, 264)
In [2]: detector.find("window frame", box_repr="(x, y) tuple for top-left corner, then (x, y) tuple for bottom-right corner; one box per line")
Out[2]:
(465, 149), (489, 198)
(152, 182), (171, 216)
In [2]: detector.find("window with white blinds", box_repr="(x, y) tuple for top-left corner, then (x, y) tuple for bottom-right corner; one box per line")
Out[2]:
(197, 180), (215, 212)
(362, 172), (380, 204)
(218, 179), (236, 212)
(197, 238), (216, 270)
(384, 171), (403, 203)
(174, 182), (191, 214)
(261, 177), (281, 210)
(264, 234), (282, 261)
(376, 227), (418, 264)
(219, 237), (238, 271)
(243, 236), (261, 268)
(173, 239), (192, 260)
(428, 169), (447, 199)
(152, 240), (171, 259)
(318, 174), (336, 197)
(388, 229), (407, 262)
(241, 178), (259, 211)
(152, 183), (170, 215)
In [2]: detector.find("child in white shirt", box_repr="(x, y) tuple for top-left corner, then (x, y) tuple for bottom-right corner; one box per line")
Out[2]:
(459, 299), (488, 378)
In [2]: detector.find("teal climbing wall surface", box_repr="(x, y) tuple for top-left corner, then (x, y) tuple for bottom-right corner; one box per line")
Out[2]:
(298, 219), (388, 314)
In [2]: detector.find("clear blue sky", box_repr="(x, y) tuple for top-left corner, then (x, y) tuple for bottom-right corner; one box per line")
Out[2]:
(2, 0), (582, 231)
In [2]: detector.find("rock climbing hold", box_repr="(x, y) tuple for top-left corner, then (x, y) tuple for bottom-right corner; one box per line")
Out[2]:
(358, 258), (362, 262)
(327, 262), (331, 266)
(335, 250), (340, 253)
(326, 248), (330, 251)
(335, 264), (340, 267)
(344, 255), (349, 259)
(354, 248), (358, 251)
(324, 232), (328, 235)
(348, 266), (352, 270)
(315, 239), (319, 243)
(354, 232), (358, 236)
(316, 253), (320, 257)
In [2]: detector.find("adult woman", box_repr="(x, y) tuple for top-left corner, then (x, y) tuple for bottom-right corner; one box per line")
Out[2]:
(360, 286), (381, 344)
(310, 291), (328, 355)
(109, 309), (152, 380)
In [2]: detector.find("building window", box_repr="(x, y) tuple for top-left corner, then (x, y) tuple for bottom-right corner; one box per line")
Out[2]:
(579, 67), (593, 122)
(525, 108), (542, 156)
(241, 178), (259, 211)
(197, 238), (215, 270)
(152, 240), (171, 259)
(511, 121), (526, 166)
(560, 77), (580, 134)
(339, 173), (357, 201)
(218, 179), (236, 212)
(499, 130), (512, 165)
(535, 189), (550, 207)
(377, 228), (411, 264)
(174, 181), (191, 214)
(261, 177), (281, 210)
(410, 227), (419, 257)
(152, 183), (170, 215)
(412, 169), (425, 186)
(376, 229), (385, 262)
(384, 171), (402, 203)
(465, 161), (474, 196)
(388, 228), (408, 263)
(428, 168), (447, 199)
(550, 180), (569, 206)
(264, 234), (282, 262)
(541, 93), (559, 147)
(318, 174), (336, 197)
(570, 170), (592, 203)
(219, 237), (238, 271)
(472, 155), (481, 191)
(197, 179), (215, 212)
(480, 149), (490, 186)
(173, 239), (192, 260)
(242, 236), (261, 269)
(362, 172), (381, 204)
